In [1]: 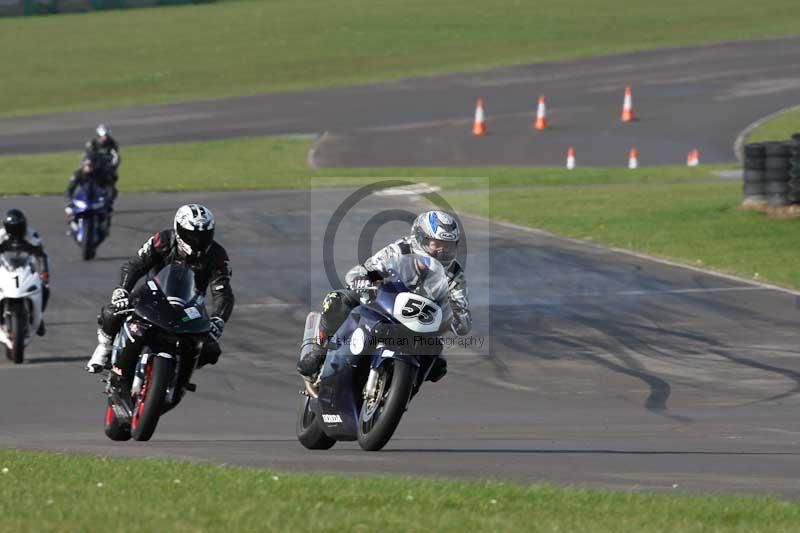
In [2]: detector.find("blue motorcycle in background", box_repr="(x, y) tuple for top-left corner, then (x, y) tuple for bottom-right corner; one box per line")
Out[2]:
(297, 254), (453, 451)
(66, 177), (112, 261)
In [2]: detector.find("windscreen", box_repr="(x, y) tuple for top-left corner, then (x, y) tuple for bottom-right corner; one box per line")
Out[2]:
(153, 262), (197, 307)
(0, 252), (34, 271)
(393, 254), (449, 304)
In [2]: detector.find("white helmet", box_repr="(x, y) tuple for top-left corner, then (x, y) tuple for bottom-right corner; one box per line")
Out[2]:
(174, 204), (215, 260)
(96, 124), (109, 137)
(410, 210), (460, 267)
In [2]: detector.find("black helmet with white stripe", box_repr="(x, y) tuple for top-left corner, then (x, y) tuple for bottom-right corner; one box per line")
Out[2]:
(174, 204), (215, 261)
(3, 209), (27, 242)
(411, 210), (460, 267)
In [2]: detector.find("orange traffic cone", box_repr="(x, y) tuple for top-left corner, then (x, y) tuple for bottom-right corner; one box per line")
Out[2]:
(621, 86), (636, 122)
(628, 148), (639, 169)
(566, 146), (576, 169)
(472, 99), (487, 136)
(687, 148), (700, 167)
(534, 95), (548, 131)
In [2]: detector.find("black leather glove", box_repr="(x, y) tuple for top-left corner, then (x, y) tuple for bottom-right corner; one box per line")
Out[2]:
(209, 317), (225, 342)
(110, 287), (130, 311)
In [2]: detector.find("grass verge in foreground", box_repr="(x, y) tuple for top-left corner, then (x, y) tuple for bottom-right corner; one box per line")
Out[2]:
(447, 181), (800, 289)
(2, 449), (800, 533)
(0, 136), (728, 196)
(746, 106), (800, 143)
(3, 0), (800, 116)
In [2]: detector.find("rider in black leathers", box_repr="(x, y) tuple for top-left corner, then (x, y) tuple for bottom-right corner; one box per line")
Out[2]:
(85, 204), (234, 375)
(83, 124), (120, 199)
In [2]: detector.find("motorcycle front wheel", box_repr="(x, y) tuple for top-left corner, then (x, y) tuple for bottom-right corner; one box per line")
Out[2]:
(357, 359), (416, 451)
(6, 301), (27, 364)
(131, 356), (174, 441)
(81, 217), (95, 261)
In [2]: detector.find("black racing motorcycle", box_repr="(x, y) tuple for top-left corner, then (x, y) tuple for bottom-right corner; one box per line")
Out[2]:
(102, 261), (211, 441)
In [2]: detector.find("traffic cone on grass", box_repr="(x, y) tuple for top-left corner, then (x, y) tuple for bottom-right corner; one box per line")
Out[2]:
(628, 148), (639, 169)
(472, 99), (486, 136)
(566, 147), (576, 169)
(687, 149), (700, 167)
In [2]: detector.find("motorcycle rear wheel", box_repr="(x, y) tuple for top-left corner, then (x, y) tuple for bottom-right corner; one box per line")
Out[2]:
(296, 395), (336, 450)
(104, 403), (131, 441)
(357, 360), (416, 451)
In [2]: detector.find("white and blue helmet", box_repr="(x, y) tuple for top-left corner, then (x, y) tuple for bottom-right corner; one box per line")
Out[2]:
(174, 204), (215, 260)
(411, 210), (460, 267)
(96, 124), (109, 137)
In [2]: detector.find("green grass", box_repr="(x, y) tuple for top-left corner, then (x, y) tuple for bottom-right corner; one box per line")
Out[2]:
(0, 136), (729, 196)
(2, 449), (800, 533)
(2, 0), (800, 116)
(747, 106), (800, 143)
(447, 181), (800, 288)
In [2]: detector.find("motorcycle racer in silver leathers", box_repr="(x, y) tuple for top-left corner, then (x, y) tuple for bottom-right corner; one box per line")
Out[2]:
(297, 210), (470, 382)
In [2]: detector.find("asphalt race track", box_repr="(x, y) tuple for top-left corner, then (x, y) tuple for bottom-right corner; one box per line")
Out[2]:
(2, 38), (800, 166)
(3, 188), (800, 497)
(3, 39), (800, 497)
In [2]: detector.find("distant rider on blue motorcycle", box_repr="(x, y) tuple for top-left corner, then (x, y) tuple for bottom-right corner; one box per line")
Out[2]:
(297, 210), (471, 383)
(65, 153), (116, 229)
(0, 209), (50, 336)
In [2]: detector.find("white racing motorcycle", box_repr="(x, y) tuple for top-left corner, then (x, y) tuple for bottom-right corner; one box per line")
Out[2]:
(0, 252), (43, 364)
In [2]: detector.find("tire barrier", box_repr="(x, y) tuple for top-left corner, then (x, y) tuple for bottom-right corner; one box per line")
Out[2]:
(742, 142), (767, 206)
(764, 141), (792, 207)
(789, 136), (800, 204)
(742, 140), (797, 208)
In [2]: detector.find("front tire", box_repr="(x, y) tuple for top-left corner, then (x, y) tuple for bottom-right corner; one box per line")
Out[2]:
(357, 360), (416, 451)
(131, 356), (173, 441)
(7, 303), (27, 364)
(296, 395), (336, 450)
(81, 217), (95, 261)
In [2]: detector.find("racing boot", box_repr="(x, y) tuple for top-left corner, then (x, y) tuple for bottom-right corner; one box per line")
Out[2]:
(36, 320), (46, 337)
(296, 337), (328, 382)
(86, 329), (113, 373)
(296, 313), (328, 382)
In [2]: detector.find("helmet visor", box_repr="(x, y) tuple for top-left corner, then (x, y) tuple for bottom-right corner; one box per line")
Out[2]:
(177, 225), (214, 257)
(425, 239), (458, 264)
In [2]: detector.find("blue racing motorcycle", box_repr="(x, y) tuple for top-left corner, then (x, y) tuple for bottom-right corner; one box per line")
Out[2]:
(66, 178), (112, 261)
(297, 254), (452, 451)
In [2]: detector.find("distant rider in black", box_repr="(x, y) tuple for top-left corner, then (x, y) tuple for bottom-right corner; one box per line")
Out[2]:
(80, 124), (121, 200)
(66, 154), (115, 202)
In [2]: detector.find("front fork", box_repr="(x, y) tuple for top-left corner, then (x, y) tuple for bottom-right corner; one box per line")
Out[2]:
(364, 352), (422, 404)
(131, 352), (183, 412)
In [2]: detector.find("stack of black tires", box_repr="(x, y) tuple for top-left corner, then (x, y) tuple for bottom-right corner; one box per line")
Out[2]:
(790, 134), (800, 202)
(742, 143), (767, 206)
(742, 138), (797, 207)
